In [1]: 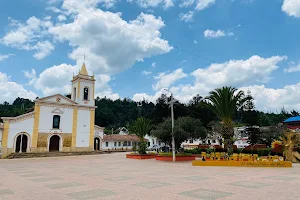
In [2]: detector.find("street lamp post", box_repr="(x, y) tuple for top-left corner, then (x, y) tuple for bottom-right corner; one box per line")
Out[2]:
(164, 89), (176, 162)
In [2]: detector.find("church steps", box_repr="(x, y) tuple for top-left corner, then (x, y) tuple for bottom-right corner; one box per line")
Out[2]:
(4, 150), (132, 159)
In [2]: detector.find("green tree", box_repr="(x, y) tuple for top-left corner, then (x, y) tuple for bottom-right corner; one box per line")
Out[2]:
(151, 117), (207, 150)
(129, 117), (153, 154)
(205, 86), (247, 155)
(246, 127), (262, 145)
(259, 126), (284, 147)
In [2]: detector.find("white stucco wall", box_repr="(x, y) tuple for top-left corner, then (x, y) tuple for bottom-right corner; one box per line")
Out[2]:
(102, 141), (133, 150)
(39, 106), (73, 134)
(95, 129), (103, 139)
(234, 139), (249, 148)
(144, 135), (161, 147)
(76, 109), (91, 147)
(72, 80), (94, 107)
(7, 117), (34, 149)
(181, 139), (221, 148)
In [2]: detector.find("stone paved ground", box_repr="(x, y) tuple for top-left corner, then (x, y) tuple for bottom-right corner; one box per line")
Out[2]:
(0, 152), (300, 200)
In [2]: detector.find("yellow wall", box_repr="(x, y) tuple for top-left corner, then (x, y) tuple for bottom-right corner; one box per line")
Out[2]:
(31, 105), (41, 148)
(192, 160), (292, 167)
(77, 81), (80, 98)
(1, 121), (9, 148)
(71, 108), (78, 147)
(92, 83), (95, 100)
(89, 109), (95, 149)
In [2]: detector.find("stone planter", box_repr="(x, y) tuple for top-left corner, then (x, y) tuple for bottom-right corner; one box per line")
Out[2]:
(126, 154), (156, 159)
(156, 155), (196, 162)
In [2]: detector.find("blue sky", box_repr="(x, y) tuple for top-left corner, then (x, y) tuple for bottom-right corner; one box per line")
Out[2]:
(1, 0), (300, 112)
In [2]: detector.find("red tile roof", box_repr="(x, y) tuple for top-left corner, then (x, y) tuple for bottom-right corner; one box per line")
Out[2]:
(103, 134), (148, 142)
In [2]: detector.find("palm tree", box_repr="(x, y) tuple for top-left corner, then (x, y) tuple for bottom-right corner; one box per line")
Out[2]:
(205, 86), (247, 155)
(130, 117), (153, 154)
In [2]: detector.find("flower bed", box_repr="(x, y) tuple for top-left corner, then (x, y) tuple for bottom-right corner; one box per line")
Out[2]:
(156, 153), (195, 162)
(126, 153), (157, 159)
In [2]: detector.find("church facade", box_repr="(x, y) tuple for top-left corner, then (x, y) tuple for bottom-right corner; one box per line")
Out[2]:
(0, 64), (104, 158)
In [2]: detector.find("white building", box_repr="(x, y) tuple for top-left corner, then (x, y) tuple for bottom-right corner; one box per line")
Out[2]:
(102, 134), (140, 151)
(0, 63), (104, 158)
(234, 127), (250, 148)
(181, 127), (251, 149)
(101, 127), (162, 151)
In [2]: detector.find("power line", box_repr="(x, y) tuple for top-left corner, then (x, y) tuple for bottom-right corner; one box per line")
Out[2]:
(62, 2), (217, 64)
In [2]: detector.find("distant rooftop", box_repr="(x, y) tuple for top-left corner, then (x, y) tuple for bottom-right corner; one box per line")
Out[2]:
(283, 116), (300, 123)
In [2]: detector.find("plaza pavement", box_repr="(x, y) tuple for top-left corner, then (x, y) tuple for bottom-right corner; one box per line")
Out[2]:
(0, 152), (300, 200)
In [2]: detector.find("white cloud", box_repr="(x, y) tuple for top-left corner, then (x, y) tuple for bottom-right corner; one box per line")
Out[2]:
(94, 74), (120, 100)
(152, 62), (156, 67)
(24, 69), (36, 79)
(49, 6), (172, 75)
(203, 29), (234, 39)
(152, 68), (187, 91)
(282, 0), (300, 18)
(0, 72), (37, 103)
(133, 90), (164, 103)
(180, 0), (195, 7)
(284, 63), (300, 73)
(29, 63), (78, 95)
(133, 55), (288, 109)
(27, 63), (119, 100)
(126, 0), (174, 8)
(193, 40), (198, 44)
(142, 70), (152, 75)
(179, 11), (194, 22)
(0, 54), (15, 62)
(240, 84), (300, 112)
(57, 15), (67, 21)
(195, 0), (215, 11)
(191, 55), (287, 87)
(61, 0), (119, 10)
(1, 16), (54, 59)
(33, 41), (55, 60)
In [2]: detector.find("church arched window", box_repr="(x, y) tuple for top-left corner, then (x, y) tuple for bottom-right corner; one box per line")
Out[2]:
(73, 87), (76, 101)
(84, 87), (89, 100)
(53, 115), (61, 129)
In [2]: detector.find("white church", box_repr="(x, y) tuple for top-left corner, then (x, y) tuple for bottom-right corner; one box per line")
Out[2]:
(0, 63), (104, 158)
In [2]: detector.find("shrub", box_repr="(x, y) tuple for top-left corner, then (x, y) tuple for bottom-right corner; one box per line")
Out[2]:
(158, 153), (193, 157)
(137, 141), (148, 155)
(215, 147), (224, 152)
(206, 148), (213, 154)
(132, 142), (137, 152)
(237, 148), (242, 154)
(257, 148), (272, 157)
(184, 148), (202, 154)
(242, 148), (258, 155)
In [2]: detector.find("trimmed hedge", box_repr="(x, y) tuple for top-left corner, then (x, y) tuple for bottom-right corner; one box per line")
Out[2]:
(257, 148), (272, 156)
(184, 148), (202, 154)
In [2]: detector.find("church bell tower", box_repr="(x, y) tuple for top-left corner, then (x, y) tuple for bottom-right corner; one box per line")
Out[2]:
(71, 63), (95, 106)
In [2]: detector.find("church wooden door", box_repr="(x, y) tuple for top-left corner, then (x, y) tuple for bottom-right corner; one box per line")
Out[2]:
(94, 138), (100, 151)
(49, 135), (60, 152)
(15, 134), (28, 153)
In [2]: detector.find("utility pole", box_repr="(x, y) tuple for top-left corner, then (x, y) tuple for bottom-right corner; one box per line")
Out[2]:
(164, 89), (176, 162)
